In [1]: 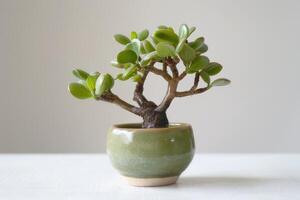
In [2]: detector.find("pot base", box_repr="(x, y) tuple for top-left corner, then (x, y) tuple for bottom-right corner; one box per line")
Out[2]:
(122, 176), (178, 187)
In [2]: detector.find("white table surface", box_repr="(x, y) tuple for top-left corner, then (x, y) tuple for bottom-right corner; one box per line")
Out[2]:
(0, 154), (299, 200)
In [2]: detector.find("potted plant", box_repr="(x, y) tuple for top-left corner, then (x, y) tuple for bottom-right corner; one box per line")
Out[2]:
(68, 24), (230, 187)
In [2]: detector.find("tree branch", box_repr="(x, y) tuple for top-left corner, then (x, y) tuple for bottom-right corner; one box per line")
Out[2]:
(155, 80), (178, 112)
(163, 62), (167, 73)
(175, 87), (208, 97)
(178, 71), (187, 80)
(133, 69), (149, 106)
(165, 58), (179, 78)
(149, 66), (172, 81)
(191, 72), (200, 90)
(98, 91), (141, 116)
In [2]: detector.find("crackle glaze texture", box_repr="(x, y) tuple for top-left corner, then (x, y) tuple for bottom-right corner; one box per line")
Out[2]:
(107, 123), (195, 178)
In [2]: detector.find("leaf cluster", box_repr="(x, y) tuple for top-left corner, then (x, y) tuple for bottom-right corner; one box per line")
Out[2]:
(68, 24), (230, 100)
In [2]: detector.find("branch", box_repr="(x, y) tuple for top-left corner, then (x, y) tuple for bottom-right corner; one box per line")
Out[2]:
(191, 72), (200, 90)
(149, 66), (172, 81)
(133, 69), (149, 106)
(165, 58), (179, 78)
(178, 71), (187, 80)
(175, 87), (208, 97)
(155, 80), (178, 112)
(98, 91), (141, 116)
(163, 62), (167, 73)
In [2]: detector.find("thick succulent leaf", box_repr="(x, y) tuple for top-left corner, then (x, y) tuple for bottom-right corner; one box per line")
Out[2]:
(188, 26), (196, 37)
(68, 82), (92, 99)
(86, 72), (100, 93)
(130, 31), (138, 39)
(125, 39), (141, 55)
(197, 43), (208, 54)
(140, 51), (159, 66)
(178, 24), (189, 39)
(113, 34), (130, 45)
(186, 56), (209, 73)
(95, 73), (114, 96)
(156, 42), (175, 57)
(205, 62), (223, 76)
(200, 71), (211, 85)
(167, 27), (175, 33)
(176, 39), (186, 53)
(122, 63), (135, 69)
(77, 79), (87, 87)
(143, 40), (155, 53)
(138, 29), (149, 41)
(158, 25), (168, 29)
(151, 36), (159, 45)
(211, 78), (231, 87)
(140, 58), (151, 66)
(111, 61), (124, 68)
(115, 73), (125, 81)
(131, 74), (142, 82)
(72, 69), (89, 80)
(122, 65), (137, 80)
(178, 43), (196, 65)
(140, 43), (147, 54)
(189, 37), (204, 50)
(117, 49), (138, 64)
(153, 29), (179, 46)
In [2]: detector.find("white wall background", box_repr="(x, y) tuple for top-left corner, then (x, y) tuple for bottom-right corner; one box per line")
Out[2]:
(0, 0), (299, 153)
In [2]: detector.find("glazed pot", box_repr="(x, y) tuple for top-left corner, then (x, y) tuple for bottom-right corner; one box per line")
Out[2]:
(106, 123), (195, 187)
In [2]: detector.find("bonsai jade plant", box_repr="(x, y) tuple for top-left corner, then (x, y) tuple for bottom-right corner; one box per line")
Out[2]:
(68, 24), (230, 128)
(68, 24), (230, 186)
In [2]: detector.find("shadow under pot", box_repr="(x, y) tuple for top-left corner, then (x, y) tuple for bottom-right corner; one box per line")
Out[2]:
(106, 123), (195, 187)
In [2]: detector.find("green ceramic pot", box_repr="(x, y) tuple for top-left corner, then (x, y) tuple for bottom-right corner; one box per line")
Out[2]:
(106, 123), (195, 187)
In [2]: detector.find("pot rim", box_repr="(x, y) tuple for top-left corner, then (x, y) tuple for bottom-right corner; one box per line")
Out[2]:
(111, 122), (191, 131)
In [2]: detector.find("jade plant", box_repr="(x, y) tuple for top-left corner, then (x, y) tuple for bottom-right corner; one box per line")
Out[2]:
(68, 24), (230, 128)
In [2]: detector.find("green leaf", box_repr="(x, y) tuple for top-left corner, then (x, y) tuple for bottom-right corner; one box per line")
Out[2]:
(186, 56), (209, 73)
(115, 73), (125, 81)
(138, 29), (149, 41)
(188, 26), (196, 37)
(211, 78), (231, 87)
(205, 62), (223, 76)
(111, 61), (124, 68)
(131, 74), (142, 82)
(68, 82), (92, 99)
(143, 40), (155, 53)
(151, 36), (159, 45)
(140, 51), (159, 66)
(158, 25), (168, 29)
(200, 71), (210, 85)
(117, 49), (138, 64)
(72, 69), (89, 80)
(113, 34), (130, 45)
(140, 58), (151, 66)
(131, 31), (138, 39)
(153, 29), (179, 46)
(125, 39), (141, 55)
(95, 73), (114, 96)
(178, 24), (189, 39)
(86, 72), (100, 93)
(178, 43), (196, 65)
(189, 37), (204, 50)
(176, 39), (186, 53)
(167, 27), (175, 33)
(197, 43), (208, 54)
(156, 42), (175, 57)
(140, 43), (146, 54)
(122, 65), (137, 80)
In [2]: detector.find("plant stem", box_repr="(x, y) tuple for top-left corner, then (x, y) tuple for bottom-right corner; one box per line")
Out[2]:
(99, 91), (141, 116)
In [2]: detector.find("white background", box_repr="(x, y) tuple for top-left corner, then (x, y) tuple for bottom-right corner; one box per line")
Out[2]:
(0, 0), (299, 153)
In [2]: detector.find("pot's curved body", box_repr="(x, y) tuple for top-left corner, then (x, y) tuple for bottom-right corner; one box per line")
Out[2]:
(107, 123), (195, 187)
